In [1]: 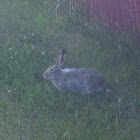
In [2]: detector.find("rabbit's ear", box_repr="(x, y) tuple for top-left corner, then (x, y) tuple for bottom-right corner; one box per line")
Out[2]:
(56, 49), (67, 66)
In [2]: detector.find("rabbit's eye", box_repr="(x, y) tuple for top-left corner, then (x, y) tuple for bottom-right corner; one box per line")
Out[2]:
(50, 68), (54, 72)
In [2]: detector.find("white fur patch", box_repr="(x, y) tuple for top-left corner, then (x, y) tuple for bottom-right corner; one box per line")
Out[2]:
(62, 69), (74, 73)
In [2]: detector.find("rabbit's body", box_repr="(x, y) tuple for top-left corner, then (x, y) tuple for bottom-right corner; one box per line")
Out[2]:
(44, 49), (107, 94)
(52, 68), (106, 93)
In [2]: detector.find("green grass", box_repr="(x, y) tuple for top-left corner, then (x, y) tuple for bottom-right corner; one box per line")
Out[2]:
(0, 0), (140, 139)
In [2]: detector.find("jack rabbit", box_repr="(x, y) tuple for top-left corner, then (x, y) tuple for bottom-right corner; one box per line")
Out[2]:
(43, 49), (107, 94)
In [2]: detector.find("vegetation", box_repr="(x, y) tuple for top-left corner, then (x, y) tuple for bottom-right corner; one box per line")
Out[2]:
(0, 0), (140, 139)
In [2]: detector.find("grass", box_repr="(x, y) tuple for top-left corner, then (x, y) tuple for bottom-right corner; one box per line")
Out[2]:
(0, 0), (140, 139)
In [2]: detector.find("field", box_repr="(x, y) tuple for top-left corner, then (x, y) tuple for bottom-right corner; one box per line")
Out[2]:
(0, 0), (140, 139)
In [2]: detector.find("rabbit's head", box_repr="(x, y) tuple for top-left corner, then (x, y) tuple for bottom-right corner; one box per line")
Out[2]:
(43, 49), (66, 80)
